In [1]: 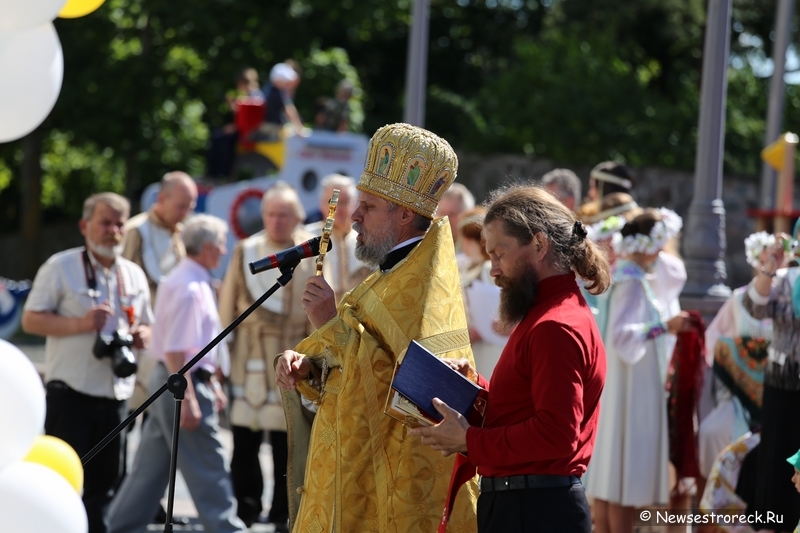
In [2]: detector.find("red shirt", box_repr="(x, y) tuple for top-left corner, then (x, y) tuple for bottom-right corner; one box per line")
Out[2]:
(465, 272), (606, 478)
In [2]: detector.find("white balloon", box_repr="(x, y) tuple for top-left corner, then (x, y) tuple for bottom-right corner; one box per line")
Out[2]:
(0, 24), (63, 144)
(0, 339), (46, 470)
(0, 461), (88, 533)
(0, 0), (68, 32)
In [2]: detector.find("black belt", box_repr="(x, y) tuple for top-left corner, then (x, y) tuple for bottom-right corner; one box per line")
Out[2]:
(480, 475), (581, 492)
(45, 380), (121, 403)
(46, 380), (72, 391)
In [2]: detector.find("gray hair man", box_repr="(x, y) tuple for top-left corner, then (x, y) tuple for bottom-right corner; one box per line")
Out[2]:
(23, 192), (154, 533)
(108, 214), (247, 533)
(219, 181), (316, 529)
(542, 168), (582, 211)
(437, 182), (476, 242)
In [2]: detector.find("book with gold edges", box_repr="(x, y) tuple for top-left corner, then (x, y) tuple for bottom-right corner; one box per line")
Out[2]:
(384, 340), (487, 428)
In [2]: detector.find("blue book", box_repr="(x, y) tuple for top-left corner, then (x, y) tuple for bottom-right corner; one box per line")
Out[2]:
(385, 340), (487, 428)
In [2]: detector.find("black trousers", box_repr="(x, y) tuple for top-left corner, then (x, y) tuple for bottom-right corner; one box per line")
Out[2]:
(230, 426), (288, 526)
(45, 384), (126, 533)
(748, 385), (800, 531)
(477, 482), (591, 533)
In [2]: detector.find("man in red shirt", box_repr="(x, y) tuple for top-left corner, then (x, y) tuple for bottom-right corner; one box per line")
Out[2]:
(410, 185), (611, 533)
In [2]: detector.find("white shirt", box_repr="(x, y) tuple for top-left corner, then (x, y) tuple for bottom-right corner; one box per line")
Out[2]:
(390, 236), (424, 252)
(24, 247), (153, 400)
(150, 257), (227, 374)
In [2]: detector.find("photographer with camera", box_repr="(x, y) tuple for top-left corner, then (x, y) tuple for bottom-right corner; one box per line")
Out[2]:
(22, 192), (153, 533)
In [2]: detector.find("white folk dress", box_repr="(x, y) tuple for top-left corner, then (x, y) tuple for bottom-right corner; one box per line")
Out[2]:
(586, 257), (684, 507)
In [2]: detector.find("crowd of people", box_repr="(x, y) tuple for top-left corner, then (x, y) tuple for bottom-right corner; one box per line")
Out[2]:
(17, 122), (800, 533)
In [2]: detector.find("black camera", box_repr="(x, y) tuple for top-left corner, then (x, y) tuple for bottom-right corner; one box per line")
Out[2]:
(93, 331), (137, 378)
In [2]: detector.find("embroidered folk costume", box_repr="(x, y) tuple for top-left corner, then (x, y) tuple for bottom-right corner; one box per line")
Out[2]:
(699, 432), (761, 533)
(283, 124), (479, 533)
(741, 231), (800, 526)
(700, 233), (773, 480)
(220, 228), (317, 431)
(219, 227), (317, 526)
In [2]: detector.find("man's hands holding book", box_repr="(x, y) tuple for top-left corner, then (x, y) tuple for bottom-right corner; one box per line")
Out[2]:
(408, 398), (470, 456)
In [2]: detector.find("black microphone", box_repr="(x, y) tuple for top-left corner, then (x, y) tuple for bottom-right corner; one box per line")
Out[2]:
(248, 236), (332, 275)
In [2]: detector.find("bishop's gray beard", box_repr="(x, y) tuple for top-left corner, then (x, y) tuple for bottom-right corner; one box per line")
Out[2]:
(495, 261), (539, 329)
(353, 221), (398, 267)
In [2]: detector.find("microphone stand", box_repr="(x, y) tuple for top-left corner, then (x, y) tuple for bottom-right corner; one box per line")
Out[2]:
(81, 251), (303, 533)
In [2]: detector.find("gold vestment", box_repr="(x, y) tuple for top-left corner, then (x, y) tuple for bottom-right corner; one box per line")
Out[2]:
(283, 218), (479, 533)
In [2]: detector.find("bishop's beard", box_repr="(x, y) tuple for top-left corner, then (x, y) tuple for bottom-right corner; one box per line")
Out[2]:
(353, 221), (397, 267)
(494, 261), (539, 329)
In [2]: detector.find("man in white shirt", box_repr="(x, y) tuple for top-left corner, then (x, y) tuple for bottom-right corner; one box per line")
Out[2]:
(107, 214), (246, 533)
(22, 192), (154, 533)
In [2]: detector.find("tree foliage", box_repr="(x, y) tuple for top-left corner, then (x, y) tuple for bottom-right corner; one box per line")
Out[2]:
(0, 0), (797, 231)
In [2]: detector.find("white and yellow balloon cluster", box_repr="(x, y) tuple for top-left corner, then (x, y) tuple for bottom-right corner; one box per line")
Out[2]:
(0, 339), (87, 533)
(0, 0), (106, 143)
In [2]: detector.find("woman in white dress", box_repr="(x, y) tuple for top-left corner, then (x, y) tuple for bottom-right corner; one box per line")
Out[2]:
(587, 208), (693, 533)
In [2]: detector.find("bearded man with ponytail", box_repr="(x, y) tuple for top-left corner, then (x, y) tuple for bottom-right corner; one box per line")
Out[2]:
(410, 185), (611, 533)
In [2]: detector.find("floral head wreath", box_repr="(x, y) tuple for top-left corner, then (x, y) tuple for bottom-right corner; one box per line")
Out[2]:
(743, 231), (775, 268)
(587, 215), (626, 242)
(613, 207), (683, 256)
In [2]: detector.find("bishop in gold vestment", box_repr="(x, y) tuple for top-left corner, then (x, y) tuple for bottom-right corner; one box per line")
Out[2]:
(278, 124), (479, 533)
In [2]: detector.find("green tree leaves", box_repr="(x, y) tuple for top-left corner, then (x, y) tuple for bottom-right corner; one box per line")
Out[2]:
(0, 0), (797, 232)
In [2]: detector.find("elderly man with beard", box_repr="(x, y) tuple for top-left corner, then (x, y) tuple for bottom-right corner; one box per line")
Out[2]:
(276, 123), (480, 533)
(410, 185), (611, 533)
(219, 182), (316, 530)
(22, 192), (153, 533)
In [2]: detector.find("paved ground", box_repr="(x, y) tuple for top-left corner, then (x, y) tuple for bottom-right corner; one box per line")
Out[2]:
(15, 339), (282, 533)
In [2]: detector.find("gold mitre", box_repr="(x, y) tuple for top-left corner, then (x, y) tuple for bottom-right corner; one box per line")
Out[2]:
(357, 123), (458, 218)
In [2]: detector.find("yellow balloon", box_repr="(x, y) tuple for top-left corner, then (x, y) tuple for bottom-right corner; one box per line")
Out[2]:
(58, 0), (105, 19)
(23, 435), (84, 493)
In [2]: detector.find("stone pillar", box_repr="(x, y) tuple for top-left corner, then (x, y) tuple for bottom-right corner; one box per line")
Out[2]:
(759, 0), (795, 209)
(403, 0), (430, 127)
(680, 0), (733, 321)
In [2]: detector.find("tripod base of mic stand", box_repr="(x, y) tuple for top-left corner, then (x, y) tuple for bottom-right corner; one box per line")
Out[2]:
(81, 260), (300, 533)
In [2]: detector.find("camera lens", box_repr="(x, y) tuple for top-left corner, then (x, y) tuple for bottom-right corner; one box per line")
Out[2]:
(112, 346), (137, 378)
